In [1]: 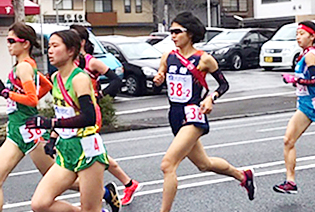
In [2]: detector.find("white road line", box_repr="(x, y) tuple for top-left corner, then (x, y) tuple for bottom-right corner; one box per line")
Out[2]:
(116, 91), (295, 115)
(9, 131), (315, 178)
(5, 155), (315, 210)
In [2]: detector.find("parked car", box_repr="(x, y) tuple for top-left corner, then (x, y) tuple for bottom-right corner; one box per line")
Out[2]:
(197, 28), (275, 70)
(134, 35), (165, 45)
(150, 31), (171, 38)
(153, 34), (176, 53)
(194, 27), (229, 48)
(98, 36), (164, 96)
(259, 23), (301, 71)
(27, 23), (125, 96)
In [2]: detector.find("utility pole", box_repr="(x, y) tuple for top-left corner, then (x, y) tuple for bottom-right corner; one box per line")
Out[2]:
(12, 0), (25, 22)
(55, 0), (62, 25)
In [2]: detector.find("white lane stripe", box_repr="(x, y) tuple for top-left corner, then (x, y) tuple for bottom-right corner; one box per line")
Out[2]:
(116, 91), (295, 115)
(5, 156), (315, 210)
(258, 122), (315, 132)
(103, 118), (291, 145)
(9, 131), (315, 177)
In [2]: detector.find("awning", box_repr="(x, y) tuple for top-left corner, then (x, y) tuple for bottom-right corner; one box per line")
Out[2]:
(0, 0), (40, 16)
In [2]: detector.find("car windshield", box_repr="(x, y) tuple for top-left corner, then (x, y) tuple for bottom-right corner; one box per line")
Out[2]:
(88, 32), (108, 55)
(271, 25), (297, 41)
(209, 31), (247, 43)
(118, 42), (162, 60)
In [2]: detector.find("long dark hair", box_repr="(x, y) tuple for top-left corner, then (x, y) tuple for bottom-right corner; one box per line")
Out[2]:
(9, 22), (40, 55)
(51, 30), (85, 69)
(70, 24), (95, 54)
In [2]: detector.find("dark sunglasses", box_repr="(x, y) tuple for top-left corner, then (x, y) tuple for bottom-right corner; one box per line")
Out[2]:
(7, 37), (25, 44)
(170, 27), (187, 35)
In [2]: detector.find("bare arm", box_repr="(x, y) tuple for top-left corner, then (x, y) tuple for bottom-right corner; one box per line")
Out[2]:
(153, 52), (170, 86)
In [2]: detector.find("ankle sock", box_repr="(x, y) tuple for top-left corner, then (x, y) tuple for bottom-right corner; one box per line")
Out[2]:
(125, 179), (133, 187)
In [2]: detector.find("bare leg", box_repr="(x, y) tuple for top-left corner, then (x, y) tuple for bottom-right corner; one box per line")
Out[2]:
(31, 164), (80, 212)
(107, 155), (131, 185)
(187, 139), (244, 182)
(283, 110), (311, 182)
(0, 140), (24, 212)
(160, 125), (204, 212)
(79, 162), (105, 212)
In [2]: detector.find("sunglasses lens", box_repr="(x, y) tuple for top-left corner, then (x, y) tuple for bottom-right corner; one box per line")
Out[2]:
(170, 29), (183, 34)
(7, 38), (15, 44)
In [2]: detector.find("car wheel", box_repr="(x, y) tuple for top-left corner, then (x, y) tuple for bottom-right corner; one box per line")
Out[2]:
(292, 53), (299, 70)
(125, 75), (143, 96)
(230, 53), (243, 70)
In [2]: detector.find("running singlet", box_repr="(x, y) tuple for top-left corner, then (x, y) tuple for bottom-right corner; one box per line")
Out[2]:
(295, 49), (315, 108)
(6, 58), (39, 124)
(84, 54), (101, 97)
(166, 50), (206, 105)
(52, 67), (98, 138)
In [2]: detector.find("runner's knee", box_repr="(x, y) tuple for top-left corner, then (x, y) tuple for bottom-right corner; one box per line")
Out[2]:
(31, 197), (52, 212)
(283, 136), (295, 149)
(160, 157), (176, 174)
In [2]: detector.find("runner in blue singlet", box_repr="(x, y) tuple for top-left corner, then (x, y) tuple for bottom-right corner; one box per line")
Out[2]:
(274, 20), (315, 194)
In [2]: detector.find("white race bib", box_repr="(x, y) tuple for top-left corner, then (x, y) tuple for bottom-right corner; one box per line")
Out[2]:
(184, 105), (206, 123)
(80, 134), (105, 158)
(166, 73), (192, 103)
(54, 105), (78, 139)
(19, 125), (46, 143)
(6, 99), (17, 114)
(296, 84), (309, 96)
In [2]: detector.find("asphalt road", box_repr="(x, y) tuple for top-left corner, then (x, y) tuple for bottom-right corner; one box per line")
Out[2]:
(4, 67), (314, 212)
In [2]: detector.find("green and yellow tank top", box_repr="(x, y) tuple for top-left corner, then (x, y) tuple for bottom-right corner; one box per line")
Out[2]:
(6, 58), (39, 125)
(52, 67), (98, 138)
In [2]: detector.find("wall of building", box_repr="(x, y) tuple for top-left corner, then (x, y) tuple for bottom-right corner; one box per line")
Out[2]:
(114, 0), (153, 23)
(254, 0), (314, 19)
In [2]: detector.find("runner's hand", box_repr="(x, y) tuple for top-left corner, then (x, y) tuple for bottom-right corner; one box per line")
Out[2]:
(44, 137), (56, 158)
(153, 72), (165, 86)
(26, 115), (53, 129)
(282, 74), (296, 84)
(200, 95), (213, 114)
(0, 80), (9, 99)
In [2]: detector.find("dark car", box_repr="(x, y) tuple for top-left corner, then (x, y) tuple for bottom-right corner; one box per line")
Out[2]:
(98, 36), (164, 96)
(197, 28), (275, 70)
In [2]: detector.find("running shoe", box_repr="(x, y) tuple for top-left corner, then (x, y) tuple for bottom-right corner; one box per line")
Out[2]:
(121, 180), (143, 205)
(240, 168), (256, 200)
(104, 182), (121, 212)
(102, 209), (109, 212)
(273, 181), (298, 194)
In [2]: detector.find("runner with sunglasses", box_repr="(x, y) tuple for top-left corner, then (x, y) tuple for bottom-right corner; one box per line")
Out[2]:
(153, 11), (255, 212)
(0, 22), (53, 212)
(70, 24), (141, 208)
(273, 20), (315, 194)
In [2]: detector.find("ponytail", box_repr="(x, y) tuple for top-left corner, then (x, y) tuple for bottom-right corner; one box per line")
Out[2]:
(78, 53), (86, 70)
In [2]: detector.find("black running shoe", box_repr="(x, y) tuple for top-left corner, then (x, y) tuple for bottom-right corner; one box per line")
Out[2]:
(104, 182), (121, 212)
(240, 168), (256, 200)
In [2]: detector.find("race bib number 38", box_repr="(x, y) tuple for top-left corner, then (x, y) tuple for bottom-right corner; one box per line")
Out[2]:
(80, 134), (105, 158)
(166, 73), (192, 103)
(184, 105), (205, 123)
(19, 125), (46, 143)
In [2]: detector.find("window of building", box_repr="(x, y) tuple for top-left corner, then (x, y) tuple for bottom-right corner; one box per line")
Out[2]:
(95, 0), (112, 12)
(124, 0), (131, 13)
(53, 0), (72, 10)
(262, 0), (291, 3)
(222, 0), (247, 12)
(136, 0), (142, 13)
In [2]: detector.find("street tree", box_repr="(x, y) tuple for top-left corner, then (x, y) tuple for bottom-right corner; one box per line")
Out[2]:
(12, 0), (25, 22)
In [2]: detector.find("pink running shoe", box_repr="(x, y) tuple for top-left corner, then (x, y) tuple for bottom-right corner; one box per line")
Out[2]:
(240, 168), (256, 201)
(121, 180), (142, 205)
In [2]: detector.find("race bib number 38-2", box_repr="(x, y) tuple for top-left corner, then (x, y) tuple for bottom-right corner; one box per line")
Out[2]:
(166, 73), (192, 103)
(184, 105), (206, 123)
(19, 125), (46, 143)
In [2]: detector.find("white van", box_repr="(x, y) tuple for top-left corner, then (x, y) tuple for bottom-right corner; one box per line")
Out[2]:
(259, 22), (301, 71)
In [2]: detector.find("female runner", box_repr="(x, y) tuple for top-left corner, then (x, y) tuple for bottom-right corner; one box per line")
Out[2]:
(153, 11), (255, 212)
(274, 20), (315, 194)
(26, 29), (108, 212)
(0, 22), (53, 212)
